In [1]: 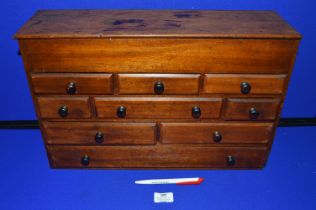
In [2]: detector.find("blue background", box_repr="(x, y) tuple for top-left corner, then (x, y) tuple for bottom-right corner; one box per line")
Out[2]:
(1, 1), (316, 210)
(1, 0), (316, 119)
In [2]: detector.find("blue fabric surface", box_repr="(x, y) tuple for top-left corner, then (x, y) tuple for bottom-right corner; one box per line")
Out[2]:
(0, 127), (315, 210)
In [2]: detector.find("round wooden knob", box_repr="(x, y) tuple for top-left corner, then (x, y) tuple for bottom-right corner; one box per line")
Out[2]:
(95, 131), (104, 143)
(58, 105), (68, 117)
(213, 131), (222, 143)
(226, 156), (236, 166)
(81, 155), (90, 166)
(192, 106), (201, 118)
(117, 106), (126, 118)
(240, 82), (251, 94)
(249, 107), (259, 119)
(66, 82), (76, 94)
(154, 81), (164, 94)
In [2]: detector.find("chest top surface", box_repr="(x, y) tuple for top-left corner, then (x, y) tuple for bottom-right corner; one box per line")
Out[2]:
(15, 10), (301, 39)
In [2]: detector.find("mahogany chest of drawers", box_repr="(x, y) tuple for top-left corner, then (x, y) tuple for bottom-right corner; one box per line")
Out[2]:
(15, 10), (301, 169)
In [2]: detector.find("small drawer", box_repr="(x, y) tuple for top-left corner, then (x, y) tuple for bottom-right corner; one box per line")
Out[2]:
(160, 122), (273, 144)
(203, 74), (286, 95)
(118, 74), (200, 94)
(37, 96), (91, 119)
(31, 73), (113, 94)
(47, 145), (267, 168)
(94, 97), (222, 119)
(224, 98), (281, 120)
(42, 122), (156, 145)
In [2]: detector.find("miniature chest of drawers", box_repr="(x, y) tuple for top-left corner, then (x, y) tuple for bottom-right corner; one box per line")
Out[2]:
(15, 10), (301, 169)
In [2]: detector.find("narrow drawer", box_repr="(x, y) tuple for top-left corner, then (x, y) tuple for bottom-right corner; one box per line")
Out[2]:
(94, 97), (222, 119)
(160, 122), (274, 144)
(47, 145), (268, 168)
(203, 74), (286, 95)
(31, 73), (113, 94)
(37, 96), (91, 119)
(21, 39), (298, 74)
(42, 122), (156, 145)
(224, 98), (281, 120)
(118, 74), (200, 94)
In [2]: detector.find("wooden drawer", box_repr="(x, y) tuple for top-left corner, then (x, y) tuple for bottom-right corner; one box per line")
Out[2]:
(203, 74), (286, 95)
(224, 98), (281, 120)
(118, 74), (200, 94)
(31, 73), (113, 94)
(94, 97), (222, 119)
(42, 122), (156, 145)
(37, 96), (91, 119)
(160, 122), (274, 144)
(47, 145), (268, 168)
(20, 38), (298, 74)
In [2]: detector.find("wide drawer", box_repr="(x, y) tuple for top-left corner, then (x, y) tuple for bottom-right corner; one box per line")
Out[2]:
(37, 96), (91, 119)
(203, 74), (286, 95)
(42, 122), (156, 145)
(224, 98), (281, 120)
(47, 145), (268, 168)
(160, 122), (274, 144)
(118, 74), (200, 94)
(94, 97), (222, 119)
(21, 39), (298, 74)
(31, 73), (113, 94)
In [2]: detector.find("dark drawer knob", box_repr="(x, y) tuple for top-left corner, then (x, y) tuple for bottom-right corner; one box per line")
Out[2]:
(66, 82), (76, 94)
(249, 107), (259, 119)
(154, 81), (164, 94)
(213, 131), (222, 143)
(58, 105), (68, 117)
(240, 82), (251, 94)
(192, 106), (201, 118)
(17, 49), (22, 56)
(81, 155), (90, 166)
(117, 106), (126, 118)
(95, 131), (104, 143)
(226, 156), (236, 166)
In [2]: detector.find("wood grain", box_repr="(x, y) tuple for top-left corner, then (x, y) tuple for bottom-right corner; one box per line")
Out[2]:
(47, 145), (268, 168)
(94, 97), (223, 119)
(224, 98), (281, 120)
(15, 10), (301, 169)
(19, 38), (299, 74)
(31, 73), (113, 94)
(203, 74), (287, 95)
(15, 10), (301, 39)
(42, 121), (156, 145)
(118, 74), (200, 94)
(37, 96), (91, 119)
(160, 122), (273, 144)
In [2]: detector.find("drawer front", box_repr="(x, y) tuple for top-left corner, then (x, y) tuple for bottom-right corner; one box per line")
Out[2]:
(21, 39), (298, 74)
(224, 98), (280, 120)
(42, 122), (156, 145)
(203, 74), (286, 95)
(37, 97), (91, 119)
(118, 74), (200, 94)
(31, 73), (113, 94)
(160, 122), (273, 144)
(94, 97), (222, 119)
(47, 145), (267, 168)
